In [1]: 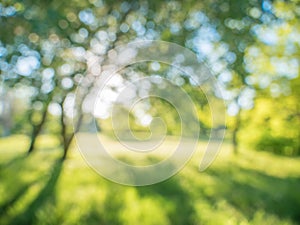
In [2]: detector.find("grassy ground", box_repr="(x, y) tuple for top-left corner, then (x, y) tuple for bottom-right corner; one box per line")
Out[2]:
(0, 134), (300, 225)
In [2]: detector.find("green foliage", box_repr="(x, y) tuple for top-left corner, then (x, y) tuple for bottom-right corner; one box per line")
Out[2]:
(256, 133), (298, 156)
(0, 0), (299, 178)
(239, 89), (300, 156)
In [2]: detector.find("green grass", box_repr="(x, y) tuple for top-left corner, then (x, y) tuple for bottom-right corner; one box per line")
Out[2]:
(0, 135), (300, 225)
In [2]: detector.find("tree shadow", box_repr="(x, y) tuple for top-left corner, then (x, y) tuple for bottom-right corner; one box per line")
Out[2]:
(136, 177), (197, 225)
(0, 149), (60, 215)
(0, 154), (27, 171)
(8, 160), (63, 225)
(0, 155), (48, 219)
(205, 166), (300, 223)
(0, 146), (59, 172)
(96, 155), (199, 225)
(0, 180), (41, 217)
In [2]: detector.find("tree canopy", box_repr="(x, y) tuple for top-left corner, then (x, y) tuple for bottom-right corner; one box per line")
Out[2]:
(0, 0), (299, 157)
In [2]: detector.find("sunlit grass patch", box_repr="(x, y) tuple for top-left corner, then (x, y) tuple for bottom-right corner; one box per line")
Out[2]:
(0, 135), (300, 225)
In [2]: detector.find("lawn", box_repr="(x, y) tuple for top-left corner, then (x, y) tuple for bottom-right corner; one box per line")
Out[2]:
(0, 134), (300, 225)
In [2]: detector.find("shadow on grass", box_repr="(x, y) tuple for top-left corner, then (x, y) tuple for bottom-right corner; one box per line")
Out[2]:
(136, 177), (197, 225)
(1, 151), (299, 225)
(0, 180), (41, 217)
(0, 155), (48, 219)
(8, 160), (63, 225)
(205, 166), (300, 223)
(0, 154), (27, 171)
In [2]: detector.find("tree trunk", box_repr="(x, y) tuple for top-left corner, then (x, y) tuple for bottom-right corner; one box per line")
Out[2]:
(27, 104), (49, 154)
(232, 110), (241, 155)
(0, 90), (13, 137)
(61, 133), (74, 160)
(60, 111), (83, 160)
(59, 99), (68, 160)
(296, 113), (300, 155)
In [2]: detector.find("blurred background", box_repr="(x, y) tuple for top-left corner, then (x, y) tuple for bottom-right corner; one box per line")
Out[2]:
(0, 0), (300, 224)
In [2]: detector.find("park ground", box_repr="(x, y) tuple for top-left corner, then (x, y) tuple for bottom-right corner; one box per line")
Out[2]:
(0, 134), (300, 225)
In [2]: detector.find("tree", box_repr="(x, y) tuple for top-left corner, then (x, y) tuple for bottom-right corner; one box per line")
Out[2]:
(1, 0), (290, 158)
(240, 0), (300, 155)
